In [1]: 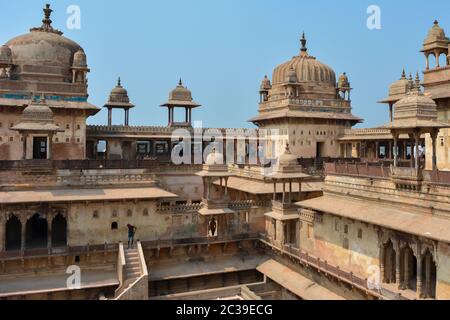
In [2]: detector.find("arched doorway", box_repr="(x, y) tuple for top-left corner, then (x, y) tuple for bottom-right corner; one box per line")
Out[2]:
(5, 215), (21, 251)
(422, 249), (437, 299)
(51, 214), (67, 247)
(26, 214), (48, 249)
(400, 245), (417, 291)
(383, 240), (396, 284)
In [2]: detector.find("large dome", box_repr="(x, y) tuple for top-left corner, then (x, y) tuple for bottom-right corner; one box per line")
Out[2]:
(272, 34), (336, 87)
(6, 31), (82, 68)
(3, 4), (83, 82)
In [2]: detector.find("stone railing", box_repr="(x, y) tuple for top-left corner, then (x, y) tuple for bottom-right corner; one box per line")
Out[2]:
(115, 241), (149, 300)
(259, 234), (408, 300)
(87, 125), (260, 136)
(115, 242), (126, 296)
(57, 172), (157, 186)
(324, 162), (391, 179)
(229, 200), (260, 210)
(0, 242), (119, 261)
(157, 203), (203, 213)
(343, 128), (392, 136)
(423, 170), (450, 185)
(140, 233), (259, 250)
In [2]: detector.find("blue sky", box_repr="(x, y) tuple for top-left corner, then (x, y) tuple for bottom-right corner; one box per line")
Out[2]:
(1, 0), (449, 128)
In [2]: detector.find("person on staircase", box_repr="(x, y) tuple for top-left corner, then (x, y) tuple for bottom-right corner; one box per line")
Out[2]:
(127, 224), (137, 249)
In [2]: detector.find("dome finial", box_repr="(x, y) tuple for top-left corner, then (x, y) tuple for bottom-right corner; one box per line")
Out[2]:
(401, 68), (406, 79)
(117, 77), (121, 87)
(300, 32), (307, 52)
(178, 78), (183, 86)
(434, 19), (439, 25)
(42, 4), (53, 29)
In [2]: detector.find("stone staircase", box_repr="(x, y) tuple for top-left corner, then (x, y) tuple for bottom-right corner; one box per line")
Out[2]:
(124, 248), (141, 286)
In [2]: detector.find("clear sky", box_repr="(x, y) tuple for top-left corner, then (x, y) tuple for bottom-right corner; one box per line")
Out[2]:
(1, 0), (449, 128)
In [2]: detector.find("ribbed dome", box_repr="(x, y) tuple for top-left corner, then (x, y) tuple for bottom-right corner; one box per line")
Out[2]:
(272, 54), (336, 86)
(0, 45), (12, 65)
(272, 34), (336, 87)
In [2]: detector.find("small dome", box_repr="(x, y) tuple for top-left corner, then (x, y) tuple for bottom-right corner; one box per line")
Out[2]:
(338, 72), (350, 89)
(108, 78), (131, 104)
(169, 79), (193, 102)
(0, 45), (12, 65)
(388, 69), (410, 97)
(285, 66), (298, 83)
(72, 49), (87, 68)
(22, 97), (54, 123)
(205, 151), (224, 165)
(424, 20), (448, 45)
(278, 145), (298, 166)
(260, 75), (272, 91)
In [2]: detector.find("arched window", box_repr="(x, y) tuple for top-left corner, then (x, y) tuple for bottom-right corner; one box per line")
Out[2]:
(5, 215), (21, 251)
(26, 213), (48, 249)
(111, 222), (118, 230)
(52, 214), (67, 247)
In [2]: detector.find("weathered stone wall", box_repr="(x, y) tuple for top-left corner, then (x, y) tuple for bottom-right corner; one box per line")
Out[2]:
(301, 213), (380, 277)
(436, 242), (450, 299)
(68, 200), (172, 246)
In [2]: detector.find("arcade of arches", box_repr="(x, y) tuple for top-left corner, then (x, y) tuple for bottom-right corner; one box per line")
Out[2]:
(4, 212), (67, 251)
(380, 234), (437, 298)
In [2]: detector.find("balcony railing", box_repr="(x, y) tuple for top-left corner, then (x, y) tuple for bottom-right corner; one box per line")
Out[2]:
(324, 162), (450, 186)
(259, 234), (408, 300)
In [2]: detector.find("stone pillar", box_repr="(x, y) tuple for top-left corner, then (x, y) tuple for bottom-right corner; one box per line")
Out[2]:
(224, 177), (228, 197)
(21, 217), (26, 251)
(288, 181), (292, 204)
(22, 133), (28, 160)
(393, 133), (398, 167)
(431, 130), (438, 171)
(48, 133), (53, 160)
(273, 182), (276, 202)
(185, 107), (189, 123)
(416, 253), (423, 298)
(395, 247), (401, 288)
(403, 248), (410, 289)
(414, 132), (420, 169)
(426, 53), (430, 70)
(108, 108), (112, 126)
(375, 141), (379, 159)
(47, 216), (52, 249)
(282, 182), (286, 204)
(125, 109), (129, 126)
(425, 253), (431, 298)
(379, 245), (385, 283)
